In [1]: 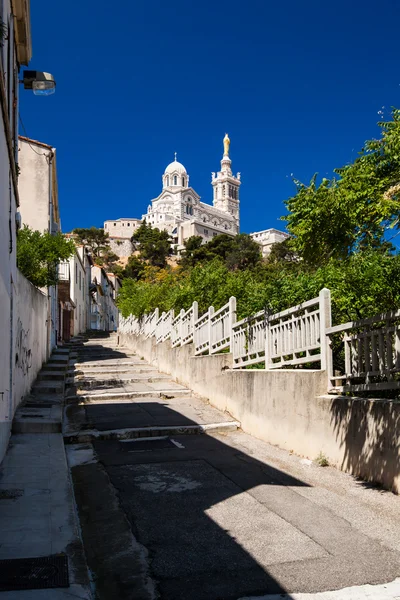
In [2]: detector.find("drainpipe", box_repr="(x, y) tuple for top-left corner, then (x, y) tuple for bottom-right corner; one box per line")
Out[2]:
(47, 151), (54, 354)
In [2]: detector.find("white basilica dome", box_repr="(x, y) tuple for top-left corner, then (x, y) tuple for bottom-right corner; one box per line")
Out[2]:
(164, 160), (187, 175)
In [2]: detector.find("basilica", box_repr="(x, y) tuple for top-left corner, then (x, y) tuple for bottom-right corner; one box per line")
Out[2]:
(104, 134), (241, 254)
(104, 134), (289, 258)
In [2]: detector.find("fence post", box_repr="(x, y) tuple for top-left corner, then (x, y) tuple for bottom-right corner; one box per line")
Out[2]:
(192, 301), (198, 335)
(179, 308), (185, 346)
(154, 308), (159, 338)
(229, 296), (237, 353)
(208, 306), (214, 354)
(319, 288), (331, 373)
(169, 309), (174, 342)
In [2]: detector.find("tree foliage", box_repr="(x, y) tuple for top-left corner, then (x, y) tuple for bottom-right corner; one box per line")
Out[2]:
(132, 221), (171, 268)
(284, 108), (400, 265)
(17, 226), (75, 287)
(180, 233), (261, 270)
(72, 227), (110, 258)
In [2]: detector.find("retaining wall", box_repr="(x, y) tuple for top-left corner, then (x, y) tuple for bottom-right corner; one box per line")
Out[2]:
(119, 332), (400, 494)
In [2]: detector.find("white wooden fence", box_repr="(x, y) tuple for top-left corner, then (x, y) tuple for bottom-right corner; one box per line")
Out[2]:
(118, 287), (400, 392)
(326, 309), (400, 393)
(119, 290), (330, 369)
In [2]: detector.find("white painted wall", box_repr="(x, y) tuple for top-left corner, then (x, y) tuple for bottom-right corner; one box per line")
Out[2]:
(12, 269), (48, 413)
(0, 0), (20, 462)
(69, 252), (86, 336)
(249, 228), (290, 257)
(104, 219), (141, 238)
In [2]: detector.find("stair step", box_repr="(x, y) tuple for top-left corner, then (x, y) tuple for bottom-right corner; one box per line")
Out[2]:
(37, 371), (65, 381)
(32, 381), (64, 394)
(64, 420), (240, 444)
(13, 405), (62, 433)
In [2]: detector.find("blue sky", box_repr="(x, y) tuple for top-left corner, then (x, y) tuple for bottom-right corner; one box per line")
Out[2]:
(20, 0), (400, 234)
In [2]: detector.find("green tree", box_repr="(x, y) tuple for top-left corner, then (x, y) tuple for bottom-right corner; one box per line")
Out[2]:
(132, 222), (171, 268)
(17, 226), (75, 287)
(284, 108), (400, 266)
(179, 233), (261, 271)
(72, 227), (110, 258)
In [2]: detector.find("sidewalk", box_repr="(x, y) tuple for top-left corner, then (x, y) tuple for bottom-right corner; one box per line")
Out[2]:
(0, 343), (91, 598)
(0, 433), (91, 598)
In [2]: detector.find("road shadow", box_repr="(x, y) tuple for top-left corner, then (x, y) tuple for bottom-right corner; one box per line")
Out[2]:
(329, 395), (400, 493)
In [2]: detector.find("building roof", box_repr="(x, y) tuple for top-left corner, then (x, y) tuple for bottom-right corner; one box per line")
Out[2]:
(165, 159), (187, 175)
(19, 135), (54, 150)
(104, 218), (141, 222)
(11, 0), (32, 65)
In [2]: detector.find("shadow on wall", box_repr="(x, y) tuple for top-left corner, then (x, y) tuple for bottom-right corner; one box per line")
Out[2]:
(330, 396), (400, 493)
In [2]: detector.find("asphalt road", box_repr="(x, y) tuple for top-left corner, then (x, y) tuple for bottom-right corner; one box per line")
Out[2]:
(66, 336), (400, 600)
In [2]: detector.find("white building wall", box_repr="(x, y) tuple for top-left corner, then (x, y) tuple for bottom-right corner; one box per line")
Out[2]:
(249, 229), (290, 258)
(18, 141), (51, 232)
(12, 269), (48, 414)
(0, 0), (23, 462)
(69, 252), (86, 336)
(104, 218), (141, 238)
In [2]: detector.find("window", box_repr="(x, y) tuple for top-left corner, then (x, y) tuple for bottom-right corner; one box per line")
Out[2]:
(182, 177), (185, 186)
(114, 223), (116, 226)
(79, 271), (81, 290)
(127, 222), (130, 227)
(203, 216), (206, 223)
(105, 224), (107, 229)
(166, 175), (169, 186)
(122, 222), (124, 226)
(174, 175), (177, 185)
(204, 229), (209, 235)
(222, 185), (225, 197)
(75, 264), (78, 284)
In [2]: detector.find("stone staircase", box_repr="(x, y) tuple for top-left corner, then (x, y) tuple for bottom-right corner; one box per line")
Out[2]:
(12, 341), (80, 433)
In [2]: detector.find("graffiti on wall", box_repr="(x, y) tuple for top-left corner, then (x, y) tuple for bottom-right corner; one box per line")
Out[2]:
(15, 318), (32, 375)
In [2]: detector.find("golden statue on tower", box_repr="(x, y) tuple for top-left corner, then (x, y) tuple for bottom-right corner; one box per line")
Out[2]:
(223, 133), (230, 157)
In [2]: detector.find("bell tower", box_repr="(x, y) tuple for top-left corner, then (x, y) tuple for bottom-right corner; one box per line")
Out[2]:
(212, 134), (241, 232)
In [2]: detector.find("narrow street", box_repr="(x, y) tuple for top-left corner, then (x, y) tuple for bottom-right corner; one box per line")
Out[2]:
(65, 335), (400, 600)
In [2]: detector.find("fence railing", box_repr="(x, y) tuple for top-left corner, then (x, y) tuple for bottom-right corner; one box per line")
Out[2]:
(326, 309), (400, 393)
(232, 310), (266, 368)
(156, 310), (174, 344)
(210, 297), (236, 354)
(267, 289), (331, 370)
(181, 302), (198, 346)
(118, 288), (400, 393)
(119, 291), (330, 369)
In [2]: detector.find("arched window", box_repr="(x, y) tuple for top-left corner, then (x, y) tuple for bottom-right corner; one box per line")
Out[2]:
(166, 175), (169, 186)
(182, 177), (185, 187)
(174, 175), (177, 185)
(222, 185), (225, 197)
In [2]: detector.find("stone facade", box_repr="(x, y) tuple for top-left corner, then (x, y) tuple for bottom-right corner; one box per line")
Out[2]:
(109, 237), (134, 258)
(104, 135), (288, 258)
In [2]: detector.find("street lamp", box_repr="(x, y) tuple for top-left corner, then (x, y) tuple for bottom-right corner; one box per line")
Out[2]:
(21, 70), (56, 96)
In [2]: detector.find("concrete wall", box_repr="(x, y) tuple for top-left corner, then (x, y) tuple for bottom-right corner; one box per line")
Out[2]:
(69, 252), (86, 336)
(104, 219), (141, 238)
(13, 269), (48, 411)
(119, 332), (400, 494)
(0, 0), (18, 463)
(18, 139), (52, 233)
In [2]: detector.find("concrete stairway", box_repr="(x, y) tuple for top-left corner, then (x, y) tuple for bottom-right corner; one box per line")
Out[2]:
(12, 345), (72, 433)
(64, 334), (240, 443)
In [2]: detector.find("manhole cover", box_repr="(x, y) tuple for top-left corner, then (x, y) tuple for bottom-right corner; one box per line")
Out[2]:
(120, 438), (181, 453)
(0, 554), (69, 591)
(0, 489), (23, 500)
